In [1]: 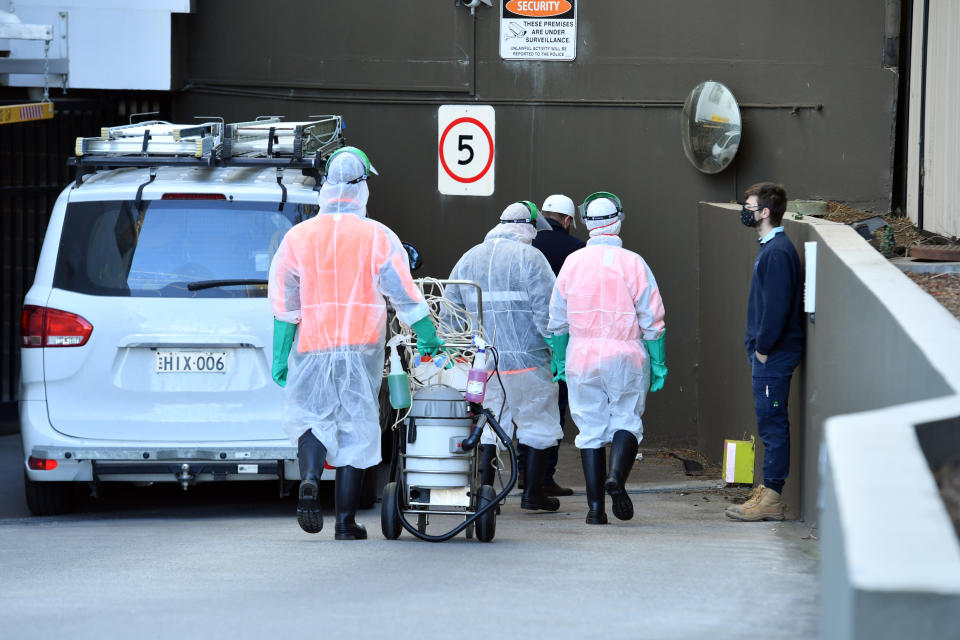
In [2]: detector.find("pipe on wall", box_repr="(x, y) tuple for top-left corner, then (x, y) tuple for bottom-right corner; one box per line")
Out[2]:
(183, 84), (824, 112)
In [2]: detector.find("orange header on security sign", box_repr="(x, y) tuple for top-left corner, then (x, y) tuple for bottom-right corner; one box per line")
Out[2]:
(505, 0), (572, 18)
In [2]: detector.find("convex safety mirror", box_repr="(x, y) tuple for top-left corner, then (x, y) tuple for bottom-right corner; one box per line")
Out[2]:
(681, 81), (742, 174)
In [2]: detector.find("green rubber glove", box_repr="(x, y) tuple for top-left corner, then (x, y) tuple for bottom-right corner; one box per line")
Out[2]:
(550, 333), (569, 382)
(272, 318), (297, 387)
(544, 335), (557, 377)
(645, 331), (667, 392)
(411, 316), (443, 356)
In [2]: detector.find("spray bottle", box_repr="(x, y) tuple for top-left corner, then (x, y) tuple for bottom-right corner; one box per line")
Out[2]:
(464, 336), (489, 404)
(387, 337), (411, 409)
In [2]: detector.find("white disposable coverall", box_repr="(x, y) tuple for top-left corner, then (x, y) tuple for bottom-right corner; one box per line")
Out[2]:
(548, 226), (665, 450)
(268, 152), (429, 468)
(446, 205), (563, 451)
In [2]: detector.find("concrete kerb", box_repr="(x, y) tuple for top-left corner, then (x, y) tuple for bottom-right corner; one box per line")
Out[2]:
(891, 258), (960, 274)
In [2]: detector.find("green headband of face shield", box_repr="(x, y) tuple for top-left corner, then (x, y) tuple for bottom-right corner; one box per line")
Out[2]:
(500, 200), (552, 232)
(324, 146), (378, 183)
(579, 191), (623, 223)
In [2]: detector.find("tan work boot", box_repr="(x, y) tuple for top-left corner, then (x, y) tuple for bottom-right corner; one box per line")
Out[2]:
(726, 486), (785, 521)
(725, 484), (764, 518)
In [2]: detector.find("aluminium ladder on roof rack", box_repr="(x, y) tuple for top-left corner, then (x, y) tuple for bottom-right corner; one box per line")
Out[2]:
(75, 120), (223, 159)
(96, 120), (224, 142)
(220, 116), (344, 163)
(68, 116), (346, 186)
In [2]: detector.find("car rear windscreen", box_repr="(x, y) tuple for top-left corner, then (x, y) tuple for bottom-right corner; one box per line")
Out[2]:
(53, 200), (318, 297)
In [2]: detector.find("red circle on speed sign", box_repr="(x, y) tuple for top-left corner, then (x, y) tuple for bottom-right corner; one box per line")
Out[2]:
(439, 117), (494, 184)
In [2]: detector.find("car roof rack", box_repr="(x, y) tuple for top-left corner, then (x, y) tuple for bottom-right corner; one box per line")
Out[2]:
(68, 115), (345, 187)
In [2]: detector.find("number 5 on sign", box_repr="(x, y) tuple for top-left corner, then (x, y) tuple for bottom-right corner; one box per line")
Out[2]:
(438, 105), (495, 196)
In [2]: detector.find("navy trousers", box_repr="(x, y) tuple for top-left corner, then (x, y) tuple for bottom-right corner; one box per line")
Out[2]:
(750, 350), (801, 494)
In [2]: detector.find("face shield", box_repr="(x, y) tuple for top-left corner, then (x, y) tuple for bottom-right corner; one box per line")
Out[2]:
(579, 192), (624, 236)
(579, 192), (622, 224)
(499, 200), (551, 231)
(318, 148), (375, 216)
(324, 146), (378, 183)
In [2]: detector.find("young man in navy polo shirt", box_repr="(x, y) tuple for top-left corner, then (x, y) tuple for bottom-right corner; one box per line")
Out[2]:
(726, 182), (805, 521)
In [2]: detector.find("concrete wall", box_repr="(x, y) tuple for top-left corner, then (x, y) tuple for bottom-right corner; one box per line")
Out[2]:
(821, 400), (960, 639)
(171, 0), (901, 449)
(697, 202), (960, 637)
(6, 1), (193, 90)
(798, 217), (957, 519)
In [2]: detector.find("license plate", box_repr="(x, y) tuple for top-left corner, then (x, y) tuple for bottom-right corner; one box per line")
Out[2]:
(155, 351), (228, 374)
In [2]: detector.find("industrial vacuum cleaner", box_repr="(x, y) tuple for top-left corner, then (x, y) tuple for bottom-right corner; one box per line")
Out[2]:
(380, 279), (517, 542)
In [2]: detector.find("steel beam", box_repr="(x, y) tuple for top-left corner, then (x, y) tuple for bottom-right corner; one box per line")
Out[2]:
(0, 58), (68, 74)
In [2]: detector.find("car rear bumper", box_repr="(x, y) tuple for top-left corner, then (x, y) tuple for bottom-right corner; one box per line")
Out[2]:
(20, 399), (334, 483)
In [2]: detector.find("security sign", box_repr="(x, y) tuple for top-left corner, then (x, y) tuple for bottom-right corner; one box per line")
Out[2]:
(438, 105), (495, 196)
(500, 0), (577, 61)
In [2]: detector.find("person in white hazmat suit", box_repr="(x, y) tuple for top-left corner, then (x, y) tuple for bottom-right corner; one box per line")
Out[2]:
(445, 201), (565, 512)
(268, 147), (443, 538)
(548, 192), (667, 525)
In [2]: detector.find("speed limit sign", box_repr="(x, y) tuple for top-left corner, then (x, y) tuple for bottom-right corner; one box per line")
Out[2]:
(438, 105), (495, 196)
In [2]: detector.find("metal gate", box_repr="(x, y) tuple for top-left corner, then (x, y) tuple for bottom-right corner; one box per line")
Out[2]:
(0, 93), (170, 413)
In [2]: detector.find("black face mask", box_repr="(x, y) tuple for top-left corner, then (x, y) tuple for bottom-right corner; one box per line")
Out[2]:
(740, 206), (758, 228)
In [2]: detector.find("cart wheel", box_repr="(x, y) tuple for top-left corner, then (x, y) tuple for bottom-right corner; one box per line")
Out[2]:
(476, 485), (496, 542)
(380, 482), (402, 540)
(417, 512), (428, 534)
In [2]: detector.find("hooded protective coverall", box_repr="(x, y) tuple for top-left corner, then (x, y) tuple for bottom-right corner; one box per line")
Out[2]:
(548, 194), (666, 524)
(268, 153), (430, 469)
(445, 203), (563, 452)
(548, 209), (665, 450)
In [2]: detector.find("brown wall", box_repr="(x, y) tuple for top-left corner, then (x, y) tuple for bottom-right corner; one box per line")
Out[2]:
(172, 0), (902, 449)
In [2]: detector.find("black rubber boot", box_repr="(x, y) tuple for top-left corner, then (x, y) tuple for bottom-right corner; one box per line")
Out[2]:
(605, 430), (638, 521)
(520, 446), (560, 512)
(542, 444), (573, 496)
(334, 466), (368, 540)
(580, 447), (608, 525)
(297, 431), (326, 534)
(516, 443), (528, 490)
(479, 444), (498, 486)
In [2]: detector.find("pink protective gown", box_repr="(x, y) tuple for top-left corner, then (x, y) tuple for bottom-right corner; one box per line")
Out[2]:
(548, 234), (665, 449)
(268, 153), (429, 468)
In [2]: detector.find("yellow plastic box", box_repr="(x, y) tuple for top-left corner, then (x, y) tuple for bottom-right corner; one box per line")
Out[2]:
(722, 435), (755, 485)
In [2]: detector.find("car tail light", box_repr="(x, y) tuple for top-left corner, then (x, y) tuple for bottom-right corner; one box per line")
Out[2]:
(28, 456), (58, 470)
(21, 305), (93, 348)
(20, 306), (45, 347)
(161, 193), (226, 200)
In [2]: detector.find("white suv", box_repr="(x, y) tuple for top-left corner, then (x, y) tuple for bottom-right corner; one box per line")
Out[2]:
(19, 117), (384, 515)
